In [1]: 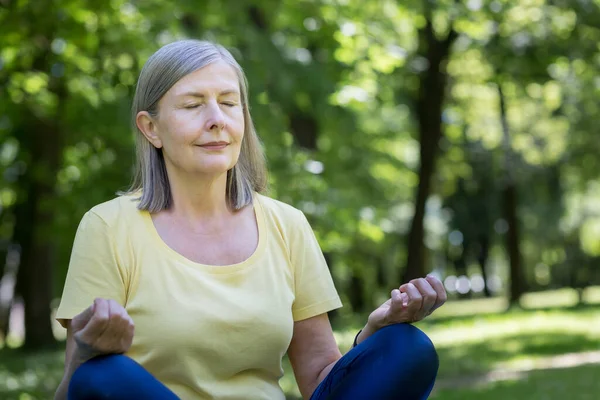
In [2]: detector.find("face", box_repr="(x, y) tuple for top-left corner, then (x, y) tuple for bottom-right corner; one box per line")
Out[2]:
(138, 60), (245, 178)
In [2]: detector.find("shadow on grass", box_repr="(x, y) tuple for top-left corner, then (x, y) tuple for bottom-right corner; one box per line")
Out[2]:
(431, 363), (600, 400)
(436, 331), (600, 379)
(1, 347), (306, 400)
(420, 302), (600, 327)
(1, 300), (598, 400)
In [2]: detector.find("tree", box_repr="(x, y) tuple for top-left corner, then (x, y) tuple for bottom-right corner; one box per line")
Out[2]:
(403, 2), (458, 281)
(0, 0), (152, 348)
(497, 81), (525, 306)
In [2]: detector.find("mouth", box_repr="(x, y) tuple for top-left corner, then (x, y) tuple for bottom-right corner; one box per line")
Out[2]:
(197, 141), (230, 150)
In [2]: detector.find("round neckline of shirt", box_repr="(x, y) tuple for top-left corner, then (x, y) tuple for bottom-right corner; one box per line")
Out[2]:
(141, 192), (267, 274)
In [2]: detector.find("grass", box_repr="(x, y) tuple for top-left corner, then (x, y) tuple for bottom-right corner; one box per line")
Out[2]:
(2, 287), (600, 399)
(427, 306), (600, 378)
(283, 287), (600, 399)
(432, 363), (600, 400)
(0, 348), (64, 400)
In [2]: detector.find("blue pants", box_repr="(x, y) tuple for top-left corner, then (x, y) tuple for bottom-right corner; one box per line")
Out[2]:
(69, 323), (438, 400)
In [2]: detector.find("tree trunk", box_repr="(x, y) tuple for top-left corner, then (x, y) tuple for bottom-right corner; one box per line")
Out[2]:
(3, 0), (67, 350)
(577, 288), (584, 305)
(477, 235), (492, 297)
(503, 184), (524, 305)
(497, 83), (524, 307)
(14, 113), (62, 350)
(14, 65), (65, 349)
(348, 274), (365, 313)
(403, 19), (457, 281)
(290, 113), (319, 150)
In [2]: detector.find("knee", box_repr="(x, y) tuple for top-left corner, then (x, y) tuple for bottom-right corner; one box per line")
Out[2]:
(372, 323), (439, 377)
(69, 354), (134, 398)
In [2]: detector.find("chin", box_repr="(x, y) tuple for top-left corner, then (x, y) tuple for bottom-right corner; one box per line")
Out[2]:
(193, 162), (236, 176)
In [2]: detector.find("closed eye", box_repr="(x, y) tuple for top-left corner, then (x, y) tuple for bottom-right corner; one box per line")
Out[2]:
(221, 102), (236, 107)
(184, 104), (200, 109)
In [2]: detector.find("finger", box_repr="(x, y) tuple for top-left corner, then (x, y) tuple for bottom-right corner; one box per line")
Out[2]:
(390, 289), (405, 311)
(106, 300), (131, 330)
(411, 278), (437, 319)
(400, 283), (422, 320)
(387, 289), (410, 324)
(78, 298), (111, 343)
(104, 300), (131, 352)
(108, 300), (133, 333)
(72, 304), (95, 327)
(400, 292), (409, 307)
(426, 275), (447, 312)
(91, 298), (110, 324)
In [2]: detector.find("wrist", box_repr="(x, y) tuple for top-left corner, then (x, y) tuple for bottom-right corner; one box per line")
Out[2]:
(70, 345), (96, 368)
(353, 322), (378, 347)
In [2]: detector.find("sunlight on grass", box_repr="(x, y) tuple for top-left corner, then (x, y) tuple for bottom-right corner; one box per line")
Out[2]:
(423, 308), (600, 378)
(428, 286), (600, 320)
(2, 288), (600, 400)
(426, 309), (600, 348)
(584, 286), (600, 303)
(520, 288), (580, 308)
(431, 364), (600, 400)
(281, 289), (600, 398)
(427, 296), (507, 318)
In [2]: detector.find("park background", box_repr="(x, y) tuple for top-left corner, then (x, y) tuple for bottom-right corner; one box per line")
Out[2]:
(1, 0), (599, 399)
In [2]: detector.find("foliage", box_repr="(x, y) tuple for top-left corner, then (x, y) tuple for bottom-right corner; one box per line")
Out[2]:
(1, 0), (599, 344)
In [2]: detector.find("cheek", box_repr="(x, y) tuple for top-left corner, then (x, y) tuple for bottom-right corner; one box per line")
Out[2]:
(228, 111), (245, 141)
(163, 115), (198, 141)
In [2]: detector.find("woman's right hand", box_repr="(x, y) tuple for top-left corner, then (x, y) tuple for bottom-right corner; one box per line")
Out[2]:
(70, 298), (135, 361)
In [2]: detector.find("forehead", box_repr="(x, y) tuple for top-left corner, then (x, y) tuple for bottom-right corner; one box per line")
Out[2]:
(169, 60), (240, 96)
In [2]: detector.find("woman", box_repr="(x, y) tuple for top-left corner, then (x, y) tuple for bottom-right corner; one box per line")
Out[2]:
(54, 39), (446, 400)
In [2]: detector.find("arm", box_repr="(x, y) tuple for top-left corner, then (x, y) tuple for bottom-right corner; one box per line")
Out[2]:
(285, 212), (446, 397)
(286, 313), (394, 399)
(287, 313), (342, 400)
(54, 209), (132, 399)
(54, 299), (135, 400)
(54, 322), (86, 400)
(288, 277), (448, 399)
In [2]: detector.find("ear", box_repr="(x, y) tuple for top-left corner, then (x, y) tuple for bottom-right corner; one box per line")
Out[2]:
(136, 111), (163, 149)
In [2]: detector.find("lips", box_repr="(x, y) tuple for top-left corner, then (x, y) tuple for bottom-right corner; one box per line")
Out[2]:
(198, 141), (229, 150)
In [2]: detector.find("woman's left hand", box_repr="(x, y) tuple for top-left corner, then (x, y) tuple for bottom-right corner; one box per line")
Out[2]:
(366, 275), (447, 332)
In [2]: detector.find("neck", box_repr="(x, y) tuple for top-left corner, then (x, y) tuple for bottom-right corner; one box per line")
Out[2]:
(165, 169), (232, 222)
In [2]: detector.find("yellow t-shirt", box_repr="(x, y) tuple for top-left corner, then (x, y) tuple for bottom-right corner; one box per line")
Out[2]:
(55, 193), (342, 399)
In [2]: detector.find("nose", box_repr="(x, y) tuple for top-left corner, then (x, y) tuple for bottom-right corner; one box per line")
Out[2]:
(205, 102), (226, 132)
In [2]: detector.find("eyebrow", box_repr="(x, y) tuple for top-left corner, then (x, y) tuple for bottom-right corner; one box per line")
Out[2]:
(179, 89), (240, 98)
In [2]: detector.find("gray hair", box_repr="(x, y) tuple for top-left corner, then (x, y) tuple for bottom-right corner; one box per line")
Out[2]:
(124, 39), (267, 212)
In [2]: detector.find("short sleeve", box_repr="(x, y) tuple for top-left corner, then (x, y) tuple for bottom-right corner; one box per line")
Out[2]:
(55, 210), (128, 327)
(290, 211), (342, 321)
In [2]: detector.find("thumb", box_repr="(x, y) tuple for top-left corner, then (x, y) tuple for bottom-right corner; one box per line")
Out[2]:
(73, 302), (96, 327)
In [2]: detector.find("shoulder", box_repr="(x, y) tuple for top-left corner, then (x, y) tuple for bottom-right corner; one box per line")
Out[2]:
(254, 193), (307, 225)
(85, 193), (142, 229)
(254, 193), (319, 248)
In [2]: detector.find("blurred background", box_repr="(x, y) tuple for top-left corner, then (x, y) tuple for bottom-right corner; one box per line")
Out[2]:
(1, 0), (599, 399)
